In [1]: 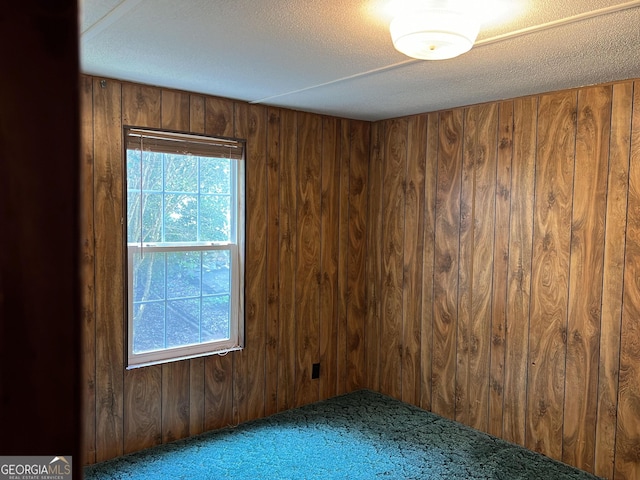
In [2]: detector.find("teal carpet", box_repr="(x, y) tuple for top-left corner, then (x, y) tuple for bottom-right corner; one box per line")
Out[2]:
(84, 390), (600, 479)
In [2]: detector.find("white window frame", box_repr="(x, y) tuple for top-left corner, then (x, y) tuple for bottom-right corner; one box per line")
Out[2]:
(124, 127), (245, 369)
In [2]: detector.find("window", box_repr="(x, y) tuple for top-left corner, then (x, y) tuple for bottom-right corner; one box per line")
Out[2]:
(125, 127), (245, 368)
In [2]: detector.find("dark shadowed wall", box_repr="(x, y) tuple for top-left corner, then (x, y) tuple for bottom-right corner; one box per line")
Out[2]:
(0, 1), (80, 474)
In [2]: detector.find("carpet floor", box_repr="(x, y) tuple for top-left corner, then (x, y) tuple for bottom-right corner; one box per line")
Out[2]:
(84, 389), (601, 479)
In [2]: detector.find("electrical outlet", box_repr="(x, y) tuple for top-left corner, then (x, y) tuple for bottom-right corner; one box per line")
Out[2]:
(312, 363), (320, 379)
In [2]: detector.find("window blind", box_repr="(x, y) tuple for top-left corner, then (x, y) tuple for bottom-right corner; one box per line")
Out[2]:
(125, 127), (244, 159)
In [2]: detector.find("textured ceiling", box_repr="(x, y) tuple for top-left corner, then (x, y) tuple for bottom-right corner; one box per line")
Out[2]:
(80, 0), (640, 121)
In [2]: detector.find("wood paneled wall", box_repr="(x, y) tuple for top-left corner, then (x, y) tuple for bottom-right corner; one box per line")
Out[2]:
(80, 75), (369, 464)
(365, 79), (640, 479)
(81, 73), (640, 479)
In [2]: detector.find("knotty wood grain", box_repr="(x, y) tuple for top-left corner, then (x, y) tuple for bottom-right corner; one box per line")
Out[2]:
(93, 77), (125, 462)
(235, 103), (267, 422)
(337, 120), (351, 395)
(432, 110), (463, 420)
(488, 100), (513, 438)
(80, 75), (97, 465)
(277, 109), (298, 412)
(189, 357), (205, 436)
(562, 85), (611, 472)
(204, 355), (234, 431)
(161, 90), (190, 131)
(594, 82), (632, 480)
(82, 74), (640, 475)
(365, 121), (384, 392)
(161, 362), (190, 442)
(320, 117), (340, 401)
(615, 81), (640, 480)
(122, 83), (161, 128)
(503, 96), (537, 447)
(346, 120), (369, 392)
(189, 94), (206, 135)
(456, 104), (498, 431)
(456, 107), (475, 425)
(468, 103), (498, 433)
(265, 108), (281, 415)
(526, 91), (576, 461)
(83, 74), (373, 464)
(380, 118), (408, 399)
(294, 112), (322, 406)
(402, 114), (427, 405)
(123, 368), (162, 453)
(162, 89), (189, 132)
(420, 113), (439, 412)
(205, 97), (234, 137)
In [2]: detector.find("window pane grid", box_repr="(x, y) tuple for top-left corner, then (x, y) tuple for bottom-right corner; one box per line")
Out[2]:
(126, 128), (243, 368)
(131, 248), (232, 355)
(127, 152), (233, 246)
(135, 292), (228, 304)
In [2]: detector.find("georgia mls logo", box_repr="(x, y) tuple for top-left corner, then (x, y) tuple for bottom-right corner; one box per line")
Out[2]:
(49, 456), (71, 473)
(0, 455), (72, 479)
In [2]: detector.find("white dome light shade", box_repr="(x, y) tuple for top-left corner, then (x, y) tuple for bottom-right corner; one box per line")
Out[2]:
(390, 7), (481, 60)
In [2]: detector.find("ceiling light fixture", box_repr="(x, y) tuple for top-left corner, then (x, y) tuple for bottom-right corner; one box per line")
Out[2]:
(390, 1), (481, 60)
